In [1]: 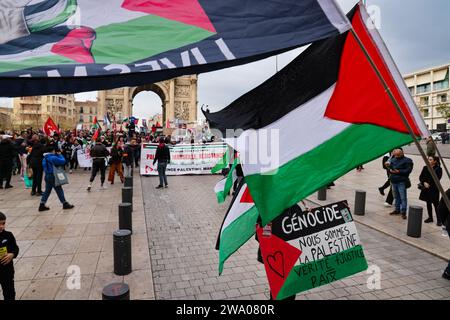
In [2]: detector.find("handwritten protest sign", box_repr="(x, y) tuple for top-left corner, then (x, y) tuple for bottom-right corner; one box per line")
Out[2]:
(258, 201), (368, 300)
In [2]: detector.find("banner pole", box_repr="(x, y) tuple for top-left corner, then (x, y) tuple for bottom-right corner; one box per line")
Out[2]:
(350, 27), (450, 216)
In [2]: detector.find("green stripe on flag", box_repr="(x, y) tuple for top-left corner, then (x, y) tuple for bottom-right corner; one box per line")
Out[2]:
(216, 158), (239, 204)
(246, 124), (413, 226)
(91, 15), (214, 64)
(277, 245), (368, 300)
(218, 206), (259, 274)
(212, 149), (229, 174)
(29, 0), (78, 33)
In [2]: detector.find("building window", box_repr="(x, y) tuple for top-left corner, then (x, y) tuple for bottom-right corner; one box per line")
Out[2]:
(423, 108), (429, 118)
(434, 79), (449, 91)
(438, 94), (448, 103)
(408, 87), (415, 95)
(417, 83), (431, 94)
(80, 107), (84, 113)
(420, 96), (429, 106)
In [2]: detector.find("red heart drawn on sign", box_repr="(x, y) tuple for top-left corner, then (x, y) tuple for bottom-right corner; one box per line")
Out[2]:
(267, 251), (285, 279)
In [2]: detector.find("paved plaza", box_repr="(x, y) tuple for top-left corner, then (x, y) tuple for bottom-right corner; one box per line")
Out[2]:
(1, 152), (450, 300)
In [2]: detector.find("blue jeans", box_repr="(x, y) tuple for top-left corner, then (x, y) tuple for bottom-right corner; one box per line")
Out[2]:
(157, 161), (168, 186)
(392, 182), (407, 213)
(41, 174), (67, 205)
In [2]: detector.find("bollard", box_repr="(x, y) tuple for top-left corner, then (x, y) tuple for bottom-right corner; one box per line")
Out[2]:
(122, 187), (133, 211)
(102, 282), (130, 300)
(318, 188), (327, 201)
(113, 229), (132, 276)
(407, 206), (423, 238)
(354, 190), (366, 216)
(124, 176), (133, 188)
(119, 203), (132, 234)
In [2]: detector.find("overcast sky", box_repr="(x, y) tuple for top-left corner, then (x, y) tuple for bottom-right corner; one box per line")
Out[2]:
(2, 0), (450, 120)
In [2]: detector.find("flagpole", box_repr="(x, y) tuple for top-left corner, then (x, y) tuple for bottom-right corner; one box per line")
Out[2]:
(430, 138), (450, 180)
(349, 26), (450, 215)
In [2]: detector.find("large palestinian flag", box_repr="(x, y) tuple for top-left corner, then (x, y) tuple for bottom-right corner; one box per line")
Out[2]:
(0, 0), (350, 96)
(204, 3), (429, 226)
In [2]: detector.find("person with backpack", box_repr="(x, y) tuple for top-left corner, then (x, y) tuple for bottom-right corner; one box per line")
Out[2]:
(39, 146), (74, 212)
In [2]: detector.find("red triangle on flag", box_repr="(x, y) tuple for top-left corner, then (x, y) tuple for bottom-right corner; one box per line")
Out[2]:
(256, 226), (301, 300)
(324, 6), (421, 136)
(240, 186), (254, 204)
(122, 0), (216, 33)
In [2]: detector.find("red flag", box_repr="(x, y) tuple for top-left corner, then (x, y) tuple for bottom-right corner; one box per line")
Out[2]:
(92, 128), (101, 142)
(43, 117), (59, 136)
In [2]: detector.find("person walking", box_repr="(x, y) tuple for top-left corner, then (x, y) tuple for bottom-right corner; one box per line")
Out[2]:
(378, 152), (394, 207)
(0, 135), (15, 189)
(387, 149), (413, 220)
(419, 156), (443, 226)
(39, 146), (74, 211)
(70, 139), (81, 173)
(436, 189), (450, 281)
(108, 143), (124, 184)
(28, 135), (45, 196)
(153, 137), (170, 189)
(122, 139), (136, 178)
(87, 138), (110, 191)
(426, 136), (436, 157)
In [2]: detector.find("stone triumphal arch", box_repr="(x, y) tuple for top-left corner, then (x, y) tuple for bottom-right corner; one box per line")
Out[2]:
(98, 75), (198, 125)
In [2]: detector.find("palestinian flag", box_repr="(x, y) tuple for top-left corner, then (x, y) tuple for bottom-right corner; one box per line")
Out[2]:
(92, 116), (100, 131)
(216, 181), (259, 274)
(92, 128), (101, 142)
(214, 158), (239, 204)
(0, 0), (350, 97)
(211, 149), (229, 174)
(204, 4), (429, 226)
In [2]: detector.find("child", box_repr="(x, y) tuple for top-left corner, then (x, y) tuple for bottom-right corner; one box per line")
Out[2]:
(0, 212), (19, 300)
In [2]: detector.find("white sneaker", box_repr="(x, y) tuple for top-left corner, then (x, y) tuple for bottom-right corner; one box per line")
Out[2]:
(87, 184), (92, 191)
(69, 170), (73, 174)
(101, 184), (107, 190)
(383, 202), (392, 207)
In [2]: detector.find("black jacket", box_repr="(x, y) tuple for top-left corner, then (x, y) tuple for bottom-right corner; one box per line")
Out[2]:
(419, 165), (443, 203)
(122, 145), (134, 166)
(0, 230), (19, 273)
(437, 189), (450, 231)
(29, 141), (45, 168)
(110, 147), (122, 163)
(90, 143), (109, 158)
(0, 139), (15, 163)
(153, 144), (170, 165)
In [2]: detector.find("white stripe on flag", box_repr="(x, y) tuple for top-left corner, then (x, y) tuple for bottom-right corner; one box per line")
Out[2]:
(225, 85), (351, 175)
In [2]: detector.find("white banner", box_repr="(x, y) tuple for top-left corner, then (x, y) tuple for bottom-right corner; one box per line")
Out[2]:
(140, 143), (227, 175)
(77, 147), (112, 168)
(77, 149), (92, 168)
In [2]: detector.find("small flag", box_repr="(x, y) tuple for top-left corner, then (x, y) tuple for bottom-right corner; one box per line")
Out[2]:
(92, 128), (101, 142)
(211, 149), (229, 174)
(216, 181), (259, 274)
(214, 158), (239, 204)
(43, 117), (59, 136)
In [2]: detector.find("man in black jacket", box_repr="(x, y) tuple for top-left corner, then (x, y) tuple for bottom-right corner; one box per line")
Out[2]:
(0, 212), (19, 300)
(437, 190), (450, 280)
(87, 139), (110, 191)
(0, 135), (15, 189)
(153, 137), (171, 189)
(29, 135), (45, 195)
